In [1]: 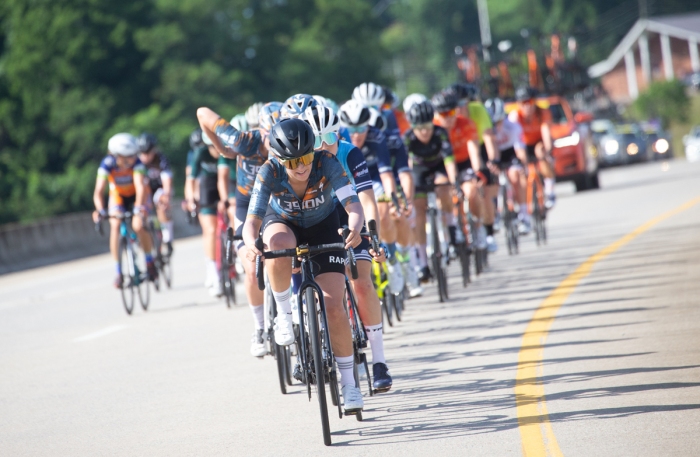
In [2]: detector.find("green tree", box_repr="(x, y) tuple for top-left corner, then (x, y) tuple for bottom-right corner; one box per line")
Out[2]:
(631, 80), (690, 129)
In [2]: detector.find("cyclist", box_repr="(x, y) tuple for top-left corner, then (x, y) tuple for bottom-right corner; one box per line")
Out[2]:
(451, 83), (500, 252)
(509, 86), (555, 209)
(92, 133), (157, 287)
(185, 132), (226, 297)
(242, 118), (366, 413)
(403, 101), (458, 282)
(244, 102), (264, 129)
(217, 115), (248, 230)
(338, 99), (415, 296)
(431, 90), (487, 250)
(305, 104), (393, 391)
(485, 98), (531, 234)
(198, 106), (268, 356)
(382, 86), (411, 135)
(184, 129), (203, 215)
(280, 93), (317, 120)
(403, 93), (428, 114)
(137, 133), (175, 255)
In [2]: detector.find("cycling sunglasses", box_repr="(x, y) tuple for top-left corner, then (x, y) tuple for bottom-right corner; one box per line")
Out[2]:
(346, 125), (368, 135)
(314, 132), (339, 149)
(280, 151), (315, 169)
(438, 108), (456, 117)
(412, 122), (434, 131)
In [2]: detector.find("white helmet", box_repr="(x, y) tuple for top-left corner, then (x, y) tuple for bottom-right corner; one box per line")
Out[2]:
(244, 102), (263, 128)
(402, 93), (428, 114)
(485, 98), (506, 123)
(230, 114), (248, 132)
(339, 100), (371, 127)
(108, 133), (139, 157)
(304, 105), (340, 136)
(281, 94), (317, 119)
(368, 107), (387, 131)
(352, 82), (385, 108)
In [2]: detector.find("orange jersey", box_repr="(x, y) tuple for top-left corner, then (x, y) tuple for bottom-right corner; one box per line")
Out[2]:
(434, 115), (478, 163)
(97, 155), (146, 198)
(510, 108), (549, 146)
(393, 109), (411, 136)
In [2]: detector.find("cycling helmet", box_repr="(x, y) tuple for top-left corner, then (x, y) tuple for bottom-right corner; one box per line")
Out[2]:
(368, 107), (387, 131)
(258, 101), (283, 132)
(244, 102), (264, 128)
(352, 82), (385, 108)
(485, 98), (506, 122)
(515, 86), (538, 102)
(108, 133), (139, 157)
(268, 118), (315, 160)
(407, 101), (435, 126)
(450, 83), (479, 102)
(382, 86), (399, 108)
(313, 95), (339, 113)
(137, 133), (158, 153)
(304, 105), (340, 135)
(189, 128), (203, 150)
(202, 131), (213, 146)
(339, 100), (371, 126)
(402, 93), (428, 113)
(281, 94), (318, 119)
(230, 114), (248, 132)
(431, 90), (459, 113)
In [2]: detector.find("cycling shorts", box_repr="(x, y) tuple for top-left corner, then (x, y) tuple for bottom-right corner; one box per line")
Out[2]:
(456, 160), (493, 185)
(412, 162), (448, 195)
(262, 207), (347, 275)
(499, 147), (523, 170)
(199, 174), (219, 215)
(336, 203), (371, 263)
(108, 193), (136, 214)
(233, 197), (250, 250)
(525, 144), (541, 163)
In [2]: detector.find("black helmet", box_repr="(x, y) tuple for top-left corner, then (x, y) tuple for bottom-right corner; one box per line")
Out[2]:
(515, 86), (538, 102)
(407, 101), (434, 126)
(138, 132), (158, 152)
(431, 90), (459, 113)
(268, 118), (315, 160)
(450, 83), (478, 102)
(189, 128), (203, 149)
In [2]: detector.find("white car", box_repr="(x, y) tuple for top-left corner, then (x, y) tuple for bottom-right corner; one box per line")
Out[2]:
(683, 127), (700, 162)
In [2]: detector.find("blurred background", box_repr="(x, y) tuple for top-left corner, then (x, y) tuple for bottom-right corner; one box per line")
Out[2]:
(0, 0), (699, 225)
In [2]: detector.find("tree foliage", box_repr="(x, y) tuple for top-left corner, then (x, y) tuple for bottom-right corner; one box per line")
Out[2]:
(631, 80), (690, 129)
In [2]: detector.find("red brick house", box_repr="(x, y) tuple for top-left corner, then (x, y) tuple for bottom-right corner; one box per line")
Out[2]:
(588, 12), (700, 104)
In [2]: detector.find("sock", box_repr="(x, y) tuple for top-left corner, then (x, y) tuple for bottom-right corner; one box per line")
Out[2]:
(291, 272), (301, 295)
(365, 323), (385, 364)
(485, 224), (494, 236)
(272, 287), (292, 315)
(207, 259), (219, 282)
(145, 254), (153, 264)
(519, 205), (528, 219)
(418, 244), (428, 268)
(386, 242), (397, 262)
(409, 246), (419, 269)
(250, 304), (265, 330)
(544, 178), (554, 195)
(336, 355), (356, 388)
(116, 262), (121, 275)
(161, 221), (173, 243)
(396, 243), (408, 262)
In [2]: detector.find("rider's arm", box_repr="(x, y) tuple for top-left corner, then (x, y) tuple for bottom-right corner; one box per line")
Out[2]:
(196, 107), (233, 157)
(93, 176), (108, 213)
(444, 157), (458, 185)
(437, 128), (458, 184)
(325, 153), (363, 247)
(132, 164), (147, 209)
(243, 162), (274, 254)
(398, 171), (414, 207)
(358, 189), (380, 237)
(242, 216), (263, 257)
(467, 138), (483, 170)
(374, 131), (399, 198)
(217, 161), (229, 203)
(482, 128), (500, 162)
(159, 153), (173, 196)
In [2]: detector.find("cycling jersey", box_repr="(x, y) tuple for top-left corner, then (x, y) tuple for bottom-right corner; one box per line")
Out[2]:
(493, 119), (524, 151)
(141, 152), (172, 194)
(248, 151), (359, 228)
(98, 155), (146, 198)
(392, 109), (411, 136)
(358, 127), (393, 181)
(509, 108), (548, 146)
(434, 116), (478, 164)
(468, 102), (493, 144)
(403, 125), (454, 169)
(213, 118), (262, 157)
(235, 149), (268, 199)
(189, 146), (219, 210)
(381, 109), (411, 176)
(217, 156), (238, 198)
(335, 140), (372, 193)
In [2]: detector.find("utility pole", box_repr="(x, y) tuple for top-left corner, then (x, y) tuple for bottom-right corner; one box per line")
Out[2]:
(477, 0), (492, 62)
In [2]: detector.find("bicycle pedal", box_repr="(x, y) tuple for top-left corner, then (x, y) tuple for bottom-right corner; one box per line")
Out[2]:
(343, 409), (361, 416)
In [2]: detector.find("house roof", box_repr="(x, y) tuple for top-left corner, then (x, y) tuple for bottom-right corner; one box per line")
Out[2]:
(588, 11), (700, 78)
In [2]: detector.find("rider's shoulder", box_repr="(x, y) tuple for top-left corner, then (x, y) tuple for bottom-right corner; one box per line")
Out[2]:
(366, 126), (386, 143)
(100, 155), (116, 170)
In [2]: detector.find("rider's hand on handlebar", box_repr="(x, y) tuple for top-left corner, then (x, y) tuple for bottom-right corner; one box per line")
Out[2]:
(338, 228), (361, 249)
(92, 209), (106, 224)
(245, 240), (263, 261)
(487, 160), (501, 175)
(369, 246), (387, 263)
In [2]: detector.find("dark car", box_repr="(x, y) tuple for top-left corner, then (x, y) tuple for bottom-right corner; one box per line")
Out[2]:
(596, 123), (650, 166)
(641, 123), (672, 160)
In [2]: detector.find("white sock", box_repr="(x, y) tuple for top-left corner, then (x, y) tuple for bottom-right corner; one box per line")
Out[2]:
(544, 178), (554, 195)
(161, 221), (173, 243)
(418, 244), (428, 268)
(336, 355), (356, 388)
(365, 324), (385, 364)
(519, 205), (528, 219)
(272, 287), (292, 315)
(445, 212), (456, 226)
(250, 304), (264, 330)
(207, 259), (219, 280)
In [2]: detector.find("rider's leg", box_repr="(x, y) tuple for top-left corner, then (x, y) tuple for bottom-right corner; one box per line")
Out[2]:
(132, 213), (153, 253)
(378, 201), (396, 245)
(535, 143), (556, 202)
(198, 212), (218, 285)
(351, 261), (384, 359)
(316, 272), (355, 385)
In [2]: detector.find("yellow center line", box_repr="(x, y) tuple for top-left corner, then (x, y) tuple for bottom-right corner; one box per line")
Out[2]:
(515, 195), (700, 457)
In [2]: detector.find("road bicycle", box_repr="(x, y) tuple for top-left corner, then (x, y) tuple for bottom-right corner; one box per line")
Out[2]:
(216, 209), (237, 307)
(255, 228), (360, 446)
(146, 212), (172, 290)
(526, 161), (547, 246)
(497, 166), (520, 256)
(453, 190), (472, 287)
(426, 183), (450, 302)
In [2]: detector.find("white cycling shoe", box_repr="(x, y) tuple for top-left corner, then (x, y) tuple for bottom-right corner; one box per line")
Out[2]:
(387, 262), (405, 295)
(486, 235), (498, 253)
(405, 266), (424, 298)
(209, 281), (223, 297)
(341, 385), (364, 413)
(273, 313), (295, 346)
(475, 225), (488, 250)
(250, 329), (267, 357)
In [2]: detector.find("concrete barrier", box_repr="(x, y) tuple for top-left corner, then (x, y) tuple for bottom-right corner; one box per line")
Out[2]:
(0, 200), (201, 275)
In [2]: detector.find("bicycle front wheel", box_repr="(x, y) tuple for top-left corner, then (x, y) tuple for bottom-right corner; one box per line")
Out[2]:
(119, 237), (135, 315)
(305, 287), (331, 446)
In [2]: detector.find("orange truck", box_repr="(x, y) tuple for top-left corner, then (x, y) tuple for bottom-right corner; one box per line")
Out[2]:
(506, 96), (599, 192)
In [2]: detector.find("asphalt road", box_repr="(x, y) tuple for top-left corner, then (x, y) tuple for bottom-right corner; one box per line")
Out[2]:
(1, 160), (699, 456)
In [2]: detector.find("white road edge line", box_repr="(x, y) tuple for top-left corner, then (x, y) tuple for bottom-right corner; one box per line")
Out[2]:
(74, 325), (128, 343)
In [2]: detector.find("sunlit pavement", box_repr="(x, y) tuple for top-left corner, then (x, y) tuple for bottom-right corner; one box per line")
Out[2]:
(1, 160), (699, 456)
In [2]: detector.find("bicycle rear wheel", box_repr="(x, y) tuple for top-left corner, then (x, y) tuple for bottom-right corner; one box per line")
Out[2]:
(138, 268), (150, 311)
(383, 293), (394, 327)
(457, 242), (470, 287)
(429, 210), (448, 302)
(119, 237), (135, 315)
(305, 287), (331, 446)
(392, 291), (403, 322)
(160, 255), (172, 288)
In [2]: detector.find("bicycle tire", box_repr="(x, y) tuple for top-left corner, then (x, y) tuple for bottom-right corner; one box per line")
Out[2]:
(429, 209), (448, 302)
(353, 363), (363, 421)
(160, 255), (172, 288)
(532, 180), (542, 246)
(458, 243), (470, 287)
(383, 294), (394, 327)
(329, 366), (341, 416)
(274, 341), (288, 395)
(119, 237), (135, 315)
(362, 353), (373, 397)
(284, 345), (293, 386)
(393, 292), (403, 322)
(138, 269), (150, 311)
(305, 287), (331, 446)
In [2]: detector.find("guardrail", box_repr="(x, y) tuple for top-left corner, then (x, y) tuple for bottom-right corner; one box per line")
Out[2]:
(0, 200), (201, 275)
